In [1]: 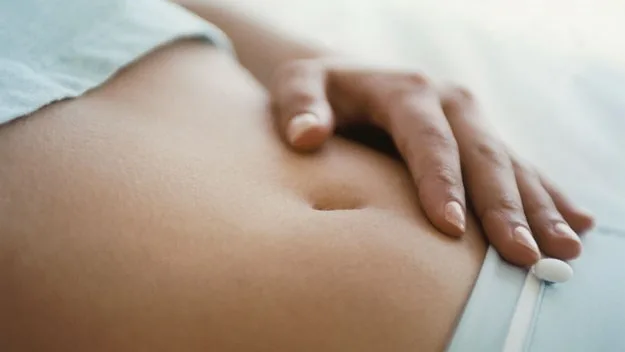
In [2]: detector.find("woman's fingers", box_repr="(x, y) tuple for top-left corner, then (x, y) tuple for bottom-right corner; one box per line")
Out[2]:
(373, 75), (466, 236)
(270, 61), (590, 264)
(442, 87), (540, 266)
(540, 177), (595, 233)
(270, 60), (334, 151)
(513, 161), (583, 260)
(274, 64), (469, 237)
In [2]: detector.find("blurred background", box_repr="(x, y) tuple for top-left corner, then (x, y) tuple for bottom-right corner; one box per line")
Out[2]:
(236, 0), (625, 225)
(243, 0), (625, 67)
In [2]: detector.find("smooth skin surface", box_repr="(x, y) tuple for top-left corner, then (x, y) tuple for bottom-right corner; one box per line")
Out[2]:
(0, 41), (486, 352)
(269, 61), (594, 265)
(176, 0), (594, 267)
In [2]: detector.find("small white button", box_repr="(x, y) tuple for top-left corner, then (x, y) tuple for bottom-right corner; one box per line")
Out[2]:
(532, 258), (573, 283)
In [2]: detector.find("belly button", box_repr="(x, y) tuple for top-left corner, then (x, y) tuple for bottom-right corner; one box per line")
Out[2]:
(310, 193), (367, 212)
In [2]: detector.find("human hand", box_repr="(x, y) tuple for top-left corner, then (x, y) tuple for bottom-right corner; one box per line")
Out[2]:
(270, 59), (594, 266)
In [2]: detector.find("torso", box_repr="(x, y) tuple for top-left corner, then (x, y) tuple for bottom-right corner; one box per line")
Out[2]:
(0, 41), (486, 351)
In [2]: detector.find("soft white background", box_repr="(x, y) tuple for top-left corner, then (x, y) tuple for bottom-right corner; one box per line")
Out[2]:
(238, 0), (625, 224)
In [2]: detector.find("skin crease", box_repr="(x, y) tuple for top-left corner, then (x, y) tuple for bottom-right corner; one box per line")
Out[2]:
(0, 41), (488, 351)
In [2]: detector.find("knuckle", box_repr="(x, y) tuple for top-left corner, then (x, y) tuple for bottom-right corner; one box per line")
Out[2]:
(287, 90), (318, 109)
(404, 72), (431, 89)
(394, 126), (458, 168)
(388, 72), (432, 100)
(472, 140), (509, 168)
(479, 196), (523, 222)
(443, 85), (475, 105)
(419, 124), (453, 146)
(441, 84), (478, 115)
(512, 158), (539, 179)
(449, 85), (476, 103)
(425, 166), (459, 187)
(496, 196), (524, 213)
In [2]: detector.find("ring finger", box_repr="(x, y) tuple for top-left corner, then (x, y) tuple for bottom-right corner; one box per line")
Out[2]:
(513, 160), (583, 260)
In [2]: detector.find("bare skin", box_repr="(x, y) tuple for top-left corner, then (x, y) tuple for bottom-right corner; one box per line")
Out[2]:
(175, 0), (594, 266)
(0, 41), (486, 352)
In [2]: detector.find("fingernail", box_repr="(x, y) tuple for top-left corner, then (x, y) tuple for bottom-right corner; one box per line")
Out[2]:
(444, 201), (466, 232)
(554, 222), (581, 242)
(513, 226), (539, 254)
(287, 113), (320, 144)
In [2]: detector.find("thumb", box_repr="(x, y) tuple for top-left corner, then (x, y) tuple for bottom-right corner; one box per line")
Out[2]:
(271, 60), (334, 151)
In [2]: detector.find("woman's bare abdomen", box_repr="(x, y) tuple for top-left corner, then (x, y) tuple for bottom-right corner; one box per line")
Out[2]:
(0, 41), (486, 351)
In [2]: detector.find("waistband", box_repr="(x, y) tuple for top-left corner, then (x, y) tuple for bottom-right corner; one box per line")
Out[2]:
(448, 212), (625, 351)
